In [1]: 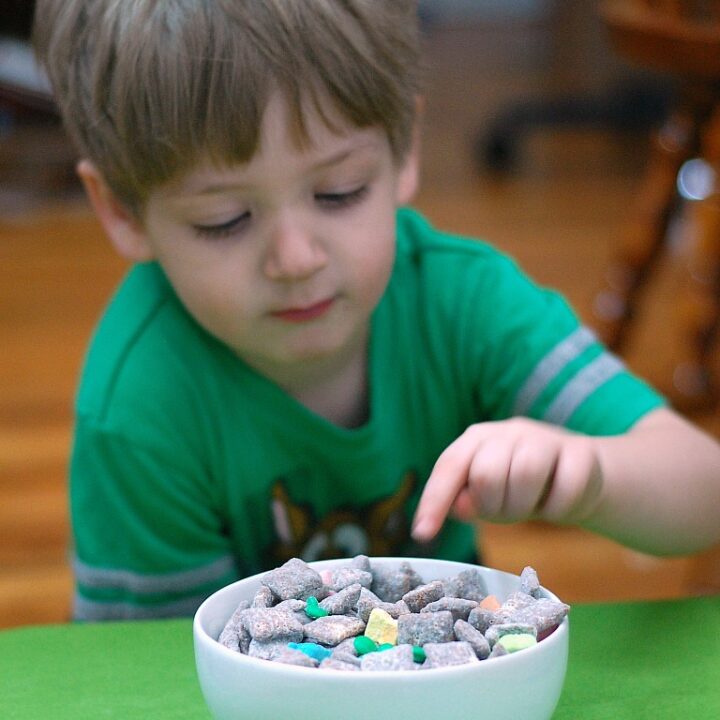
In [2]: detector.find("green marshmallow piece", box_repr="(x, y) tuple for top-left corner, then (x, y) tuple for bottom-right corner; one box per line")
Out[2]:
(377, 643), (394, 652)
(412, 646), (426, 663)
(304, 596), (329, 619)
(497, 633), (537, 653)
(353, 635), (379, 655)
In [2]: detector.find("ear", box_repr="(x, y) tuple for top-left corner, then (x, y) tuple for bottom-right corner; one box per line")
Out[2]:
(396, 95), (424, 205)
(76, 160), (155, 262)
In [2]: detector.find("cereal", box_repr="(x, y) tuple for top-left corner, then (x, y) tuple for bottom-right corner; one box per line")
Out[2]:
(467, 606), (495, 635)
(217, 599), (250, 653)
(324, 568), (373, 592)
(444, 568), (487, 602)
(520, 566), (542, 598)
(422, 641), (480, 669)
(303, 616), (366, 646)
(401, 580), (445, 613)
(497, 633), (537, 653)
(261, 557), (325, 601)
(319, 583), (362, 616)
(370, 561), (423, 602)
(485, 623), (537, 648)
(288, 641), (333, 663)
(420, 597), (478, 623)
(397, 610), (455, 646)
(356, 587), (408, 623)
(215, 557), (569, 672)
(453, 619), (491, 660)
(360, 644), (418, 672)
(304, 596), (329, 619)
(275, 646), (321, 668)
(364, 608), (398, 646)
(251, 585), (275, 608)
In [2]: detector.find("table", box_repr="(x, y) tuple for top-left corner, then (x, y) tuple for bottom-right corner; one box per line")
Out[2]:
(2, 595), (719, 719)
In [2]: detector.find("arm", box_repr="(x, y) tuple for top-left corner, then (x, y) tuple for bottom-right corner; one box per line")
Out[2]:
(411, 407), (720, 556)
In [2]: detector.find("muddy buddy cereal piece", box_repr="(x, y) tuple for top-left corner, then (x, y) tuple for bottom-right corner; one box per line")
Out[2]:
(218, 599), (251, 653)
(242, 608), (304, 643)
(402, 580), (445, 613)
(467, 606), (496, 635)
(497, 633), (538, 653)
(422, 641), (480, 669)
(274, 647), (320, 668)
(251, 585), (275, 608)
(488, 642), (509, 659)
(371, 561), (423, 602)
(520, 566), (542, 598)
(397, 610), (455, 646)
(351, 555), (371, 571)
(320, 583), (362, 616)
(421, 597), (478, 623)
(320, 657), (361, 671)
(453, 619), (491, 660)
(444, 568), (487, 602)
(274, 598), (311, 625)
(324, 568), (373, 592)
(248, 639), (290, 661)
(364, 608), (398, 646)
(360, 644), (418, 672)
(262, 558), (325, 601)
(356, 587), (408, 623)
(304, 616), (366, 646)
(494, 593), (570, 634)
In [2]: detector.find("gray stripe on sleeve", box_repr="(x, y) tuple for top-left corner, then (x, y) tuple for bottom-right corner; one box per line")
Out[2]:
(513, 326), (597, 415)
(73, 591), (209, 621)
(73, 554), (235, 595)
(543, 353), (625, 425)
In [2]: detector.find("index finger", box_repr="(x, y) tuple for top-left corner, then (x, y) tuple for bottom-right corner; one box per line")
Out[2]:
(411, 427), (484, 542)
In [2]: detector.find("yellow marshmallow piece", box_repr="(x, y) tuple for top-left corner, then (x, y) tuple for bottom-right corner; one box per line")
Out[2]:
(364, 608), (398, 646)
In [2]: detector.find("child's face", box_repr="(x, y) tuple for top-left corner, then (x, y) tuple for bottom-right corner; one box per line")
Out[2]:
(135, 94), (418, 384)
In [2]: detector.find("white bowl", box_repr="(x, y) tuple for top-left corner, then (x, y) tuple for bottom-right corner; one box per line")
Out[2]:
(193, 558), (569, 720)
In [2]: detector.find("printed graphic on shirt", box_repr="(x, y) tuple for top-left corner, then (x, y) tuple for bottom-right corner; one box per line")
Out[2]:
(270, 471), (418, 564)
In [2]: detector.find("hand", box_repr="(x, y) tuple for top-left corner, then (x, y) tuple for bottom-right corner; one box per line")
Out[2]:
(411, 417), (604, 542)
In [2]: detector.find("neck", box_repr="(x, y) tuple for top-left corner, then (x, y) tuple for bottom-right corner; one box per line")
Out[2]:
(244, 327), (370, 428)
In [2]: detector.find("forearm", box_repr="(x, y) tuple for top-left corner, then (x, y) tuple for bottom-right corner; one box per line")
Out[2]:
(584, 408), (720, 556)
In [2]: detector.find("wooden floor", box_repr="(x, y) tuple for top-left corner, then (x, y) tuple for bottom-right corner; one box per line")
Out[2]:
(2, 12), (720, 628)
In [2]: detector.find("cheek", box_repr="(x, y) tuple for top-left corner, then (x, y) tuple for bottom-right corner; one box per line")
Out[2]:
(163, 260), (254, 334)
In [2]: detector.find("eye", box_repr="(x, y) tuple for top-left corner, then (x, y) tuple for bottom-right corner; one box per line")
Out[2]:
(315, 185), (368, 210)
(192, 211), (251, 239)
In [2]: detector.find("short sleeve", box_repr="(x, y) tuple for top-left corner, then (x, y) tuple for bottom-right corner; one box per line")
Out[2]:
(463, 253), (666, 434)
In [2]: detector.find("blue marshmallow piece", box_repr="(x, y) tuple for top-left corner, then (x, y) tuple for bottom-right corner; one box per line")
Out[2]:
(288, 641), (333, 662)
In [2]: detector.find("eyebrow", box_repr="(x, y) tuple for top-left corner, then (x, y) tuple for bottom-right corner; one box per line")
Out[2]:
(180, 141), (380, 197)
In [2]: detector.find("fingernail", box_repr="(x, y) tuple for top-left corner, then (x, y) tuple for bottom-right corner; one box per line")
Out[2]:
(412, 518), (433, 542)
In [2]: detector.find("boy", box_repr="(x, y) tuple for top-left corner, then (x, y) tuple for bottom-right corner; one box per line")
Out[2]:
(33, 0), (720, 621)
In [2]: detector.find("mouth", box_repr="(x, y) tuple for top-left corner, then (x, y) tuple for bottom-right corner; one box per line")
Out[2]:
(270, 297), (336, 323)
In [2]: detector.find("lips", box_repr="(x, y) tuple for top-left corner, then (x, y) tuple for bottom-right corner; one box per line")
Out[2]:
(270, 297), (336, 323)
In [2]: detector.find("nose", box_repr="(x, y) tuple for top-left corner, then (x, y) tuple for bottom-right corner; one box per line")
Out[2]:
(262, 214), (327, 281)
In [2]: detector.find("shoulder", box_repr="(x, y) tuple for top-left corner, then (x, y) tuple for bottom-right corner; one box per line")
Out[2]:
(75, 262), (218, 429)
(392, 207), (548, 319)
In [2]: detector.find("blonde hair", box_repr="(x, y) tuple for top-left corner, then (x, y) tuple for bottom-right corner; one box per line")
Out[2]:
(33, 0), (421, 213)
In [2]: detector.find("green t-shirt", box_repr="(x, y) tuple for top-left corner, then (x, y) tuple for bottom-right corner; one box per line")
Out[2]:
(70, 208), (664, 620)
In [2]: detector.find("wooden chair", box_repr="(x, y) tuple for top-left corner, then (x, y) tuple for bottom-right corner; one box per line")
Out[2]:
(592, 0), (720, 411)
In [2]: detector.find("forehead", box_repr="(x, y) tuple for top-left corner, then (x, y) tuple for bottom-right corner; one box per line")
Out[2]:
(164, 97), (389, 198)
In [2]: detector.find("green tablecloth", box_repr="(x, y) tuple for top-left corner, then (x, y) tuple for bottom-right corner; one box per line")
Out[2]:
(2, 596), (719, 719)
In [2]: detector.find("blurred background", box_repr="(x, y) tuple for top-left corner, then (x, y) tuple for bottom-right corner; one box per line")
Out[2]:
(2, 1), (720, 627)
